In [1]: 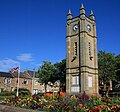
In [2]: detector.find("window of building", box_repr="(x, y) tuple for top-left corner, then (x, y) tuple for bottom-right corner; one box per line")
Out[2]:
(72, 76), (79, 85)
(74, 42), (77, 56)
(71, 86), (79, 92)
(4, 78), (7, 84)
(89, 42), (91, 56)
(34, 80), (38, 85)
(4, 78), (11, 84)
(23, 79), (28, 85)
(11, 87), (14, 91)
(89, 42), (93, 60)
(7, 78), (11, 84)
(33, 89), (38, 94)
(88, 75), (92, 87)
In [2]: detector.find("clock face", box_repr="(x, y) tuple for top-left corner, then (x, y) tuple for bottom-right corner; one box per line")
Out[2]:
(87, 24), (91, 32)
(73, 25), (78, 31)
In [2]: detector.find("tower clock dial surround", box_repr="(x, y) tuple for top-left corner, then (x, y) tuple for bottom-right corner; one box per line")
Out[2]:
(73, 24), (78, 31)
(87, 24), (91, 32)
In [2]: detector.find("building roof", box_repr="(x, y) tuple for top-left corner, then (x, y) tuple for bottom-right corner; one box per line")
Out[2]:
(0, 72), (14, 78)
(24, 70), (38, 78)
(12, 72), (32, 79)
(0, 70), (37, 79)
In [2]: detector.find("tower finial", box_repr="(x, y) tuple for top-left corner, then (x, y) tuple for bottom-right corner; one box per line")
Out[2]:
(90, 10), (93, 15)
(89, 10), (95, 20)
(67, 9), (72, 20)
(80, 3), (85, 15)
(68, 9), (72, 15)
(81, 3), (84, 9)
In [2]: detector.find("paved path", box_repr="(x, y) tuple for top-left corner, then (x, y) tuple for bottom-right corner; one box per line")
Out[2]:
(0, 104), (37, 112)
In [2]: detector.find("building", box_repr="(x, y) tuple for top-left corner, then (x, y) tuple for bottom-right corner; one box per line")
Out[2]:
(26, 70), (45, 94)
(12, 71), (32, 93)
(66, 4), (99, 95)
(0, 70), (45, 94)
(0, 72), (14, 92)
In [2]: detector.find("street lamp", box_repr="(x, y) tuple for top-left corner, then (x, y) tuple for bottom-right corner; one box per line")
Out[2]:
(32, 69), (35, 95)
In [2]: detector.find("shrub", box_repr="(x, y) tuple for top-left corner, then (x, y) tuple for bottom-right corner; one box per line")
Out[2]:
(0, 91), (15, 96)
(36, 93), (44, 98)
(14, 88), (31, 97)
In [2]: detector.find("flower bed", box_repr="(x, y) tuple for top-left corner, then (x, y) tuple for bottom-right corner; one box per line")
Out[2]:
(3, 92), (120, 112)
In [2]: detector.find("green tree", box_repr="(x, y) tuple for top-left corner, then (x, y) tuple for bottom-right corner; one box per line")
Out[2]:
(54, 59), (66, 91)
(54, 59), (66, 83)
(98, 50), (116, 90)
(37, 59), (66, 92)
(115, 55), (120, 81)
(38, 61), (57, 92)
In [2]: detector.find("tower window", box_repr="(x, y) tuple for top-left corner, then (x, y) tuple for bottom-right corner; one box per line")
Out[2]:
(89, 42), (91, 56)
(74, 42), (77, 56)
(71, 86), (79, 92)
(72, 76), (79, 85)
(88, 75), (92, 87)
(89, 42), (93, 60)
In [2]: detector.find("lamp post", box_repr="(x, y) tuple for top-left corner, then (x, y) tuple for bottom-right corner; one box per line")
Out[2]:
(16, 66), (20, 96)
(32, 69), (35, 95)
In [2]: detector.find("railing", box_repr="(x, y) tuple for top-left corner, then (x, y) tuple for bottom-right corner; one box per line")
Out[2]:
(100, 90), (120, 97)
(108, 92), (120, 97)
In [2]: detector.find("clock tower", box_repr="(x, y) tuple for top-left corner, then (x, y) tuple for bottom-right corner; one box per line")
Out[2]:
(66, 4), (99, 95)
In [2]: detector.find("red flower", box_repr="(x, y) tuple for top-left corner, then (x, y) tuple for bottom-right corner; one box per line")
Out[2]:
(81, 91), (89, 100)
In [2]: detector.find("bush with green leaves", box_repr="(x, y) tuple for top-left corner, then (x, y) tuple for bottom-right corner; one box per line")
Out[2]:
(0, 91), (15, 96)
(14, 88), (31, 97)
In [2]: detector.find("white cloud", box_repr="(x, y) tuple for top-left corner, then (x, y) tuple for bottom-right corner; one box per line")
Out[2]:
(36, 63), (42, 67)
(17, 53), (33, 62)
(0, 59), (20, 72)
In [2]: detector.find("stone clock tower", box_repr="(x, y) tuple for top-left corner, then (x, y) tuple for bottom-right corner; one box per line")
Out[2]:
(66, 4), (99, 95)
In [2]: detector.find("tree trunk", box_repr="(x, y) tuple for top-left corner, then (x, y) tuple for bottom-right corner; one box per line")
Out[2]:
(106, 80), (112, 97)
(45, 83), (47, 93)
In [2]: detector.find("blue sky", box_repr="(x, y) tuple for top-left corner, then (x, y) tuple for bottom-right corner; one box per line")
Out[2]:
(0, 0), (120, 72)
